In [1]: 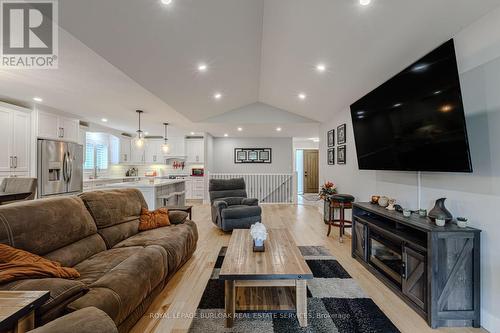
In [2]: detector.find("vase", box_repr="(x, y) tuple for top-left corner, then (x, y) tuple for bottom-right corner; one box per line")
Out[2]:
(428, 198), (453, 223)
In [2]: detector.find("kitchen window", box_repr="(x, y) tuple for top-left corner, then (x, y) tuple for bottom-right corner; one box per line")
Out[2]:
(84, 133), (109, 170)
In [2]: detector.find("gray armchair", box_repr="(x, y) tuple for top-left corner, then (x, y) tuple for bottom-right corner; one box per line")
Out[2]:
(209, 178), (262, 231)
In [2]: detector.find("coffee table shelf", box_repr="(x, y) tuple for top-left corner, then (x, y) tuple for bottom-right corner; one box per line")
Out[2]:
(220, 229), (312, 328)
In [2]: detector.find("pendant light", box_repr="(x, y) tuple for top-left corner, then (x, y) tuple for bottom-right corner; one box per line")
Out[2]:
(162, 122), (170, 153)
(133, 110), (146, 148)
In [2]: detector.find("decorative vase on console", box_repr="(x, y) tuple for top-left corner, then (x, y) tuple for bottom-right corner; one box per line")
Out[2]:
(428, 198), (453, 223)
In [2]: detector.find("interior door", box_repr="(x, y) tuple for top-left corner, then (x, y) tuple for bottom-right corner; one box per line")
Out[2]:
(402, 246), (427, 311)
(303, 150), (319, 193)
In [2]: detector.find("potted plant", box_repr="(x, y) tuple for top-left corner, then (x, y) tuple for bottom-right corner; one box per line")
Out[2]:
(320, 182), (338, 223)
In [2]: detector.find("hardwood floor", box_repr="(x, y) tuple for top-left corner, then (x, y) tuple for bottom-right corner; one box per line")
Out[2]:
(130, 204), (488, 333)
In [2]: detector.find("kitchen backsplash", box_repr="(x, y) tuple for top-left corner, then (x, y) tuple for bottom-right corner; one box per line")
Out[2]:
(85, 163), (204, 179)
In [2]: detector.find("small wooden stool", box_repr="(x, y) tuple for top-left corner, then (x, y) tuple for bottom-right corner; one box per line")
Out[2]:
(326, 194), (354, 243)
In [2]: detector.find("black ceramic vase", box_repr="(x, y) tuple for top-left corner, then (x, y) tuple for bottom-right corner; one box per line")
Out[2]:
(428, 198), (453, 222)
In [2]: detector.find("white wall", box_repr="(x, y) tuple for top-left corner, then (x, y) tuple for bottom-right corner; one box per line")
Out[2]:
(212, 137), (293, 174)
(319, 8), (500, 331)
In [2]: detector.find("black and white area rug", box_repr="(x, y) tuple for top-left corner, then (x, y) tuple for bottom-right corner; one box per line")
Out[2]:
(189, 246), (400, 333)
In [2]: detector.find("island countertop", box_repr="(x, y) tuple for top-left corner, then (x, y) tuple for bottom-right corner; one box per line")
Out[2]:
(103, 179), (186, 189)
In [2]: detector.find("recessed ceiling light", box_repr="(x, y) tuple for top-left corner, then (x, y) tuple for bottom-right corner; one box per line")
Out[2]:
(197, 64), (208, 72)
(33, 97), (43, 102)
(276, 127), (282, 132)
(161, 0), (172, 5)
(145, 132), (149, 135)
(316, 64), (326, 72)
(190, 132), (195, 135)
(237, 127), (243, 132)
(298, 93), (307, 100)
(393, 103), (402, 108)
(360, 0), (371, 6)
(224, 133), (228, 137)
(434, 90), (442, 95)
(101, 118), (108, 123)
(214, 93), (222, 100)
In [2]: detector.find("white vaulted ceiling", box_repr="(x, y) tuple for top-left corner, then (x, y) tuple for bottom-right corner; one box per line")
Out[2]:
(2, 0), (500, 137)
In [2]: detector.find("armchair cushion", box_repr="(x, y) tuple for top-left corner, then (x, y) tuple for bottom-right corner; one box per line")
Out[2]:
(221, 205), (262, 220)
(242, 198), (259, 206)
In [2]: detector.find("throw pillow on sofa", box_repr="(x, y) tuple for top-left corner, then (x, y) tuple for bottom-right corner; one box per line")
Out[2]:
(0, 244), (80, 284)
(169, 211), (189, 224)
(139, 207), (171, 231)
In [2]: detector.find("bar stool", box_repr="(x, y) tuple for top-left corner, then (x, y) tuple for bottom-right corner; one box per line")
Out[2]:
(326, 194), (355, 243)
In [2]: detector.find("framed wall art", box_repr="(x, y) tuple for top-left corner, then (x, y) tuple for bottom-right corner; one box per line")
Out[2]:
(234, 148), (272, 164)
(337, 145), (346, 164)
(328, 148), (335, 165)
(337, 124), (346, 145)
(327, 129), (335, 147)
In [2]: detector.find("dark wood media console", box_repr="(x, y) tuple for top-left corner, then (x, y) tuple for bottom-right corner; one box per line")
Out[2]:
(352, 202), (481, 328)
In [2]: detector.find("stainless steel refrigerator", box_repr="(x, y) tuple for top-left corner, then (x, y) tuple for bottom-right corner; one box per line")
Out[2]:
(37, 139), (83, 197)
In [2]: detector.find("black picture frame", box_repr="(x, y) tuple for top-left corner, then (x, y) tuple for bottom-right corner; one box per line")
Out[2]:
(337, 145), (346, 164)
(337, 124), (346, 145)
(327, 129), (335, 147)
(328, 148), (335, 165)
(234, 148), (272, 164)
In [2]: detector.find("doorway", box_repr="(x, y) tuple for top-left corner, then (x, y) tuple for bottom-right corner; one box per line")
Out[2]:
(303, 150), (319, 193)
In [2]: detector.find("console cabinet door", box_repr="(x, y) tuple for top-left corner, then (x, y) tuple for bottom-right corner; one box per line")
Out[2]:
(402, 246), (427, 311)
(353, 219), (367, 261)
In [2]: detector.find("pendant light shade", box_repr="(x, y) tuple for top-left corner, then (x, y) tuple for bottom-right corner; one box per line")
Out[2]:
(162, 122), (170, 153)
(133, 110), (146, 148)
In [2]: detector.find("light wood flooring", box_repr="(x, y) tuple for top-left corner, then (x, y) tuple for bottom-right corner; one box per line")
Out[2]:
(130, 204), (488, 333)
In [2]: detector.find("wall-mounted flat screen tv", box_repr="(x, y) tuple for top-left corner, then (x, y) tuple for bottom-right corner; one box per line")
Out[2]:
(350, 39), (472, 172)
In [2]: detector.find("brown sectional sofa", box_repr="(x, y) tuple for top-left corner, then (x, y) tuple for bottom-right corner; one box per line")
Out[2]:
(0, 189), (198, 333)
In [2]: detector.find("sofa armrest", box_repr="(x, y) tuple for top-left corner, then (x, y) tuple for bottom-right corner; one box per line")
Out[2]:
(242, 198), (259, 206)
(30, 307), (117, 333)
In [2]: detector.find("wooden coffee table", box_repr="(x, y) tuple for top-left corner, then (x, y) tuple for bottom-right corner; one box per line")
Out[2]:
(0, 291), (50, 333)
(220, 229), (313, 328)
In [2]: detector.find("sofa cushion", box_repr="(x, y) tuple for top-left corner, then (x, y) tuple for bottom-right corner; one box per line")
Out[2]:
(169, 211), (188, 225)
(0, 278), (87, 324)
(0, 196), (106, 267)
(79, 189), (147, 248)
(68, 246), (167, 325)
(30, 307), (118, 333)
(113, 220), (198, 277)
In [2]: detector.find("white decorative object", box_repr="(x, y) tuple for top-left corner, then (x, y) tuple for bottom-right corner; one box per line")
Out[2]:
(250, 223), (268, 247)
(435, 218), (446, 227)
(386, 199), (396, 211)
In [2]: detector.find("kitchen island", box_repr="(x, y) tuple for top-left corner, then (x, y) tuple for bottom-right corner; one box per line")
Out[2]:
(104, 179), (186, 209)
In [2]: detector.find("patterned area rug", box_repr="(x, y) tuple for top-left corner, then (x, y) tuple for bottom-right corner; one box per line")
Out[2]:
(189, 246), (400, 333)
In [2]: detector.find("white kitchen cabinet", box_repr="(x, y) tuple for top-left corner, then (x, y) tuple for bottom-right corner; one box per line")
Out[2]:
(185, 177), (204, 199)
(36, 110), (79, 142)
(12, 111), (30, 172)
(185, 138), (204, 163)
(145, 140), (163, 164)
(119, 137), (131, 164)
(165, 137), (186, 157)
(0, 105), (31, 176)
(130, 142), (145, 164)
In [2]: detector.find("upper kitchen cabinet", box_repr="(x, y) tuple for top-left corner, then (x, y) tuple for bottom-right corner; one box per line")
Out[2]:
(36, 110), (79, 142)
(145, 139), (163, 164)
(185, 138), (204, 163)
(0, 103), (31, 175)
(119, 136), (132, 164)
(165, 137), (186, 158)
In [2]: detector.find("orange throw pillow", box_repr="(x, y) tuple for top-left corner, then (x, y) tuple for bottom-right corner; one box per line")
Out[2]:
(139, 207), (171, 231)
(0, 244), (80, 284)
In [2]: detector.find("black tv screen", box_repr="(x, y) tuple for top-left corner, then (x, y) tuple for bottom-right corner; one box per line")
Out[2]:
(350, 39), (472, 172)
